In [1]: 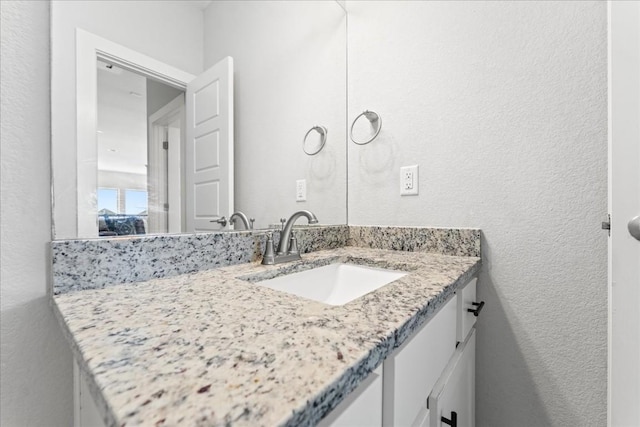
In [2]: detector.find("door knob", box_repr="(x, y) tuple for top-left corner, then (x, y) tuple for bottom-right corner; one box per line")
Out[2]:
(629, 215), (640, 241)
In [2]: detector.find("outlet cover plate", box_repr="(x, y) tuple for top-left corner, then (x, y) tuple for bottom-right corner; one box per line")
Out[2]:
(296, 179), (307, 201)
(400, 165), (419, 196)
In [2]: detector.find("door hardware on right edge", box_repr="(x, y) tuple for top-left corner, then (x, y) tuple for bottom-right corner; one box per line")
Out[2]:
(629, 215), (640, 241)
(602, 214), (611, 236)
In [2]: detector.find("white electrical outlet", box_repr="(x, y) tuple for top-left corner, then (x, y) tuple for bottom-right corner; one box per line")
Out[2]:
(296, 179), (307, 201)
(400, 165), (419, 196)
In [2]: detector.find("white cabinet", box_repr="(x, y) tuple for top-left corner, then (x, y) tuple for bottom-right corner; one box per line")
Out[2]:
(320, 276), (480, 427)
(382, 295), (458, 426)
(429, 329), (476, 427)
(74, 360), (106, 427)
(318, 366), (383, 427)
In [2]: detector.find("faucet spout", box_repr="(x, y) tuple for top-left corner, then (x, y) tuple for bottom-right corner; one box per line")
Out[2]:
(277, 210), (318, 255)
(229, 211), (251, 230)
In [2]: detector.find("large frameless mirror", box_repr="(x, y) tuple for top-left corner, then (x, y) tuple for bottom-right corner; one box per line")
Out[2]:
(51, 0), (347, 239)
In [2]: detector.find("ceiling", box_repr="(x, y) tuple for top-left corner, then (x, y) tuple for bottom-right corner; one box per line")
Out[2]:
(96, 61), (148, 175)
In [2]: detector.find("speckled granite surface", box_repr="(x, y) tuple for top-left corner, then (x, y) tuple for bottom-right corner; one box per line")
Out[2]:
(348, 226), (481, 257)
(51, 226), (349, 295)
(53, 247), (480, 427)
(51, 225), (480, 296)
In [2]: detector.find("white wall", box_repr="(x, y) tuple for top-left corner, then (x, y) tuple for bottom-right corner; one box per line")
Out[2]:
(147, 79), (183, 118)
(51, 0), (204, 238)
(0, 1), (73, 425)
(347, 1), (608, 426)
(97, 65), (148, 175)
(98, 171), (147, 192)
(203, 1), (347, 229)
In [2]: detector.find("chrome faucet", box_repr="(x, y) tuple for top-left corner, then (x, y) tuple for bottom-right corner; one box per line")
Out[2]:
(262, 210), (318, 265)
(278, 210), (318, 254)
(229, 211), (254, 230)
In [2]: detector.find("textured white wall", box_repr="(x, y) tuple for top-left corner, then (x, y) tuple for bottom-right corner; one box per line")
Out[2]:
(51, 0), (204, 238)
(146, 79), (183, 118)
(0, 1), (73, 425)
(347, 1), (608, 426)
(203, 1), (347, 229)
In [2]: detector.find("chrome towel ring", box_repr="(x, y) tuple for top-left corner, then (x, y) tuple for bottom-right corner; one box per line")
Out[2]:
(303, 125), (328, 155)
(350, 110), (382, 145)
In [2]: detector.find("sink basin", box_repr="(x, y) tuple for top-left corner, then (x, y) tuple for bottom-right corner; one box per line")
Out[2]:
(255, 263), (407, 306)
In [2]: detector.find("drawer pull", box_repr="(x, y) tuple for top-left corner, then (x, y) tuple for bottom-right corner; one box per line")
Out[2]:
(467, 301), (485, 317)
(441, 411), (457, 427)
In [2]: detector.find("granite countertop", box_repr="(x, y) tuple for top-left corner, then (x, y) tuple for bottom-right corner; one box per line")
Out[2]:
(52, 246), (480, 427)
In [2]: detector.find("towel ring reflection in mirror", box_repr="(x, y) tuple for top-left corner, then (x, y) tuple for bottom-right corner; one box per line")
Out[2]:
(303, 125), (328, 155)
(350, 110), (382, 145)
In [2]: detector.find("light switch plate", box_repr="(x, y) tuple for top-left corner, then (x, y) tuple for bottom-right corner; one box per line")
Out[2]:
(296, 179), (307, 201)
(400, 165), (419, 196)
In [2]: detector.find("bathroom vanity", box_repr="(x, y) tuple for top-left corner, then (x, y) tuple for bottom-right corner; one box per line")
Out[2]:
(51, 226), (481, 426)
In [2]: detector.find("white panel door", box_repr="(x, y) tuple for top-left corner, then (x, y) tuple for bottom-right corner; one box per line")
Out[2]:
(186, 57), (234, 232)
(609, 2), (640, 426)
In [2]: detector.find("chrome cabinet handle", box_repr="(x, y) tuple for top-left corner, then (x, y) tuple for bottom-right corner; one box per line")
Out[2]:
(467, 301), (485, 317)
(210, 216), (227, 227)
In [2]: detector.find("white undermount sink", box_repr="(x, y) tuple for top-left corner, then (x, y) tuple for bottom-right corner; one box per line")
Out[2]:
(255, 263), (408, 306)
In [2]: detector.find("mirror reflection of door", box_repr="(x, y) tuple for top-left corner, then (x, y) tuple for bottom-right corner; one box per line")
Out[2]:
(96, 60), (184, 236)
(148, 93), (185, 234)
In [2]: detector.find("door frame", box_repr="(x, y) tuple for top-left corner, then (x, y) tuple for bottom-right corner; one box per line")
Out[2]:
(74, 29), (195, 237)
(148, 94), (185, 234)
(608, 2), (640, 426)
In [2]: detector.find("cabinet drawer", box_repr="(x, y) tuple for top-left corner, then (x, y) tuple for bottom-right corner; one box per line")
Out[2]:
(429, 328), (476, 427)
(383, 295), (457, 427)
(457, 278), (479, 343)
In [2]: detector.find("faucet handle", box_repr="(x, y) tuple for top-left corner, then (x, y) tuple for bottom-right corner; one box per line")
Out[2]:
(288, 231), (299, 255)
(261, 232), (275, 265)
(280, 218), (287, 230)
(210, 216), (227, 227)
(249, 218), (255, 230)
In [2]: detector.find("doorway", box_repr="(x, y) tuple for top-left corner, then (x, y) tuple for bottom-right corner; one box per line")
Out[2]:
(96, 60), (185, 236)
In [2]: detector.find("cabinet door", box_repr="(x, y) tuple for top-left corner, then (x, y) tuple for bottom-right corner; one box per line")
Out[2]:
(383, 295), (457, 427)
(411, 406), (431, 427)
(429, 329), (476, 427)
(318, 366), (383, 427)
(457, 278), (478, 343)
